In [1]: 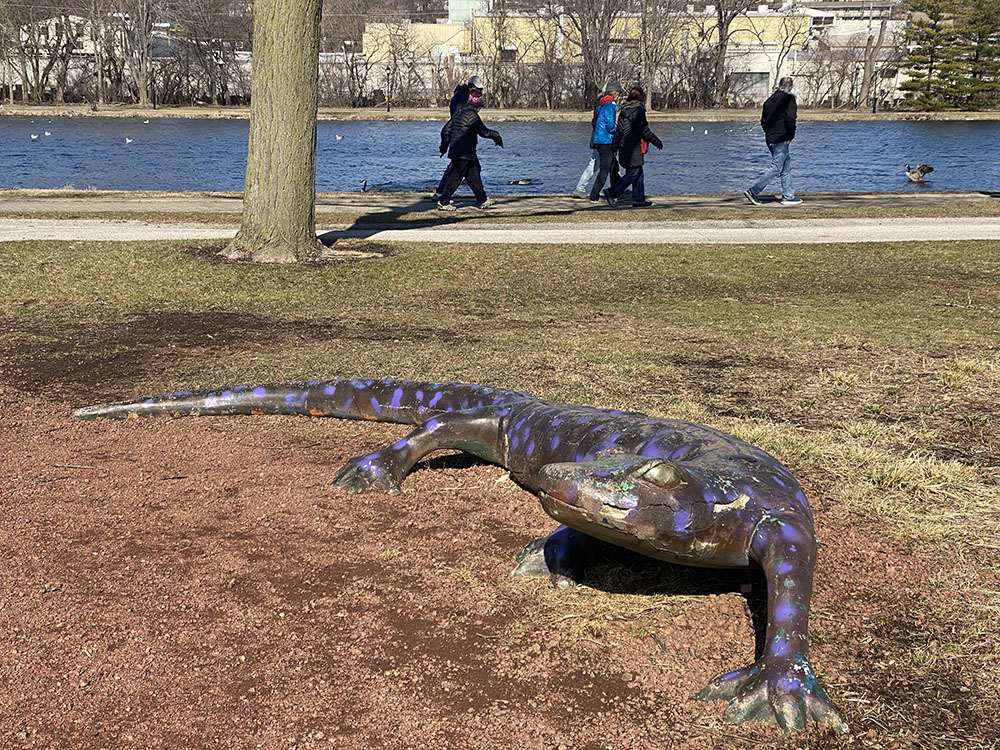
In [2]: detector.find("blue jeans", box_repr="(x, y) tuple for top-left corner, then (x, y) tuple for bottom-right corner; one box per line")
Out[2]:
(749, 141), (794, 200)
(575, 149), (599, 192)
(610, 166), (645, 203)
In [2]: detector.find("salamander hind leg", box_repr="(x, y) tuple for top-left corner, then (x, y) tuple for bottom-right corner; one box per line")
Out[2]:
(332, 408), (506, 495)
(510, 525), (598, 590)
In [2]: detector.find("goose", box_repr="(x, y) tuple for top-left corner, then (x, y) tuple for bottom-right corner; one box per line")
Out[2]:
(905, 163), (934, 182)
(508, 178), (531, 185)
(360, 179), (383, 193)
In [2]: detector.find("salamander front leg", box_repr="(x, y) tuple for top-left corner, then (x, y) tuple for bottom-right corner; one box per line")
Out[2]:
(697, 516), (849, 734)
(332, 409), (504, 495)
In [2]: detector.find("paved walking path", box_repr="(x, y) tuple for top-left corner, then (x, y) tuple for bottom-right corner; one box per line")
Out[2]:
(2, 191), (999, 244)
(3, 216), (1000, 245)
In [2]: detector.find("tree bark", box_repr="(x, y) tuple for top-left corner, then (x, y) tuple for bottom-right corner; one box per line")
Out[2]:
(222, 0), (324, 264)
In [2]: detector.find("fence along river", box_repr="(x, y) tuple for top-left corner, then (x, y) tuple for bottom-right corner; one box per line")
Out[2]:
(2, 115), (998, 195)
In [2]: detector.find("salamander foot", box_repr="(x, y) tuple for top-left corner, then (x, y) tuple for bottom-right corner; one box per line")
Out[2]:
(510, 525), (596, 590)
(697, 659), (849, 734)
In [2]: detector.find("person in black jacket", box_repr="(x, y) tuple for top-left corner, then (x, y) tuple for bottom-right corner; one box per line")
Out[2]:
(432, 76), (480, 200)
(437, 87), (503, 211)
(744, 76), (802, 206)
(603, 86), (662, 208)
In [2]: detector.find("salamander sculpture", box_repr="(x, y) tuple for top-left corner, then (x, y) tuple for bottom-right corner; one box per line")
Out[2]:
(73, 378), (848, 734)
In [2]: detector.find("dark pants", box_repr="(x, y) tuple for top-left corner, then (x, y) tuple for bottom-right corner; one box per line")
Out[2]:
(589, 144), (620, 200)
(439, 157), (487, 205)
(436, 161), (453, 194)
(610, 165), (645, 204)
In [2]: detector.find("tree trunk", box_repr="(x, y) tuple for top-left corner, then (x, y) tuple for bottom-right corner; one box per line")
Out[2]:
(223, 0), (324, 264)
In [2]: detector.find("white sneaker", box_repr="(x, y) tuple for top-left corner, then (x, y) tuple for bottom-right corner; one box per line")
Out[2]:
(779, 197), (803, 206)
(474, 197), (496, 210)
(437, 201), (457, 211)
(571, 189), (587, 199)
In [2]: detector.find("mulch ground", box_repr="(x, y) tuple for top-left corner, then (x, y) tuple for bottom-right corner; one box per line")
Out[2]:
(2, 382), (978, 749)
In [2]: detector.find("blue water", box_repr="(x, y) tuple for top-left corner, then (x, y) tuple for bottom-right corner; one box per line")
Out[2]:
(1, 115), (997, 194)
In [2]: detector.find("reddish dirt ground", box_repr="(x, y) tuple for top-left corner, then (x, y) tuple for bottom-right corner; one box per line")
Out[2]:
(0, 386), (984, 749)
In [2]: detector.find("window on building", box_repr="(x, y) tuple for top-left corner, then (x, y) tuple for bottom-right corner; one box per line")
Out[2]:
(501, 46), (516, 63)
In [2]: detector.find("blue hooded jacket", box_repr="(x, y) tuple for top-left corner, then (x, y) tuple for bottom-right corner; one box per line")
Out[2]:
(592, 97), (617, 145)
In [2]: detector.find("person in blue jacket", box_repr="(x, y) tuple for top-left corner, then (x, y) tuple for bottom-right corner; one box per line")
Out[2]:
(588, 81), (623, 202)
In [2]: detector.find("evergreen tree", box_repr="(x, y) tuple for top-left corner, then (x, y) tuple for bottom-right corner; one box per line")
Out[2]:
(903, 0), (1000, 109)
(902, 0), (963, 109)
(952, 0), (1000, 108)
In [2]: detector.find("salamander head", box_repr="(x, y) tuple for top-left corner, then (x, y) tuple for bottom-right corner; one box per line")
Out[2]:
(537, 454), (693, 524)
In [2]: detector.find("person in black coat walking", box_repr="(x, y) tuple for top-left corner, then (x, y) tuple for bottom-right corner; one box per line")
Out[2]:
(604, 87), (662, 208)
(432, 76), (482, 200)
(744, 76), (802, 206)
(437, 87), (503, 211)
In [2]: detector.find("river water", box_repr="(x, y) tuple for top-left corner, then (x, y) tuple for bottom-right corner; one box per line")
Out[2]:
(1, 115), (997, 194)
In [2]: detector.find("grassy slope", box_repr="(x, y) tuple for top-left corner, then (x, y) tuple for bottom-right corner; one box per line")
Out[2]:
(1, 237), (998, 745)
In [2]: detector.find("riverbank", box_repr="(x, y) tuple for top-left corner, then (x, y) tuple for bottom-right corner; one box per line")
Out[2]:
(2, 102), (1000, 122)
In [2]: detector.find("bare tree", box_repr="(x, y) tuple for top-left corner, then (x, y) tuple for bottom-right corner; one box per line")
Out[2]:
(223, 0), (324, 263)
(560, 0), (632, 103)
(0, 0), (72, 102)
(708, 0), (755, 106)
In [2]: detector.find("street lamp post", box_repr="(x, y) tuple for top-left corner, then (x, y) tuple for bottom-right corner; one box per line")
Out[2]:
(385, 65), (391, 113)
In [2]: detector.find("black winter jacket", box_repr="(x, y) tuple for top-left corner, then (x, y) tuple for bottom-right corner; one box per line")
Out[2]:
(761, 90), (796, 144)
(611, 100), (662, 169)
(449, 84), (469, 117)
(440, 104), (501, 161)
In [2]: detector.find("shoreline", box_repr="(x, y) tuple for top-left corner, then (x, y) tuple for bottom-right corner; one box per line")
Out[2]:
(2, 103), (1000, 123)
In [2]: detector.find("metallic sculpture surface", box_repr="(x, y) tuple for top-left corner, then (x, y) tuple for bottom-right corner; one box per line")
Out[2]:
(73, 377), (848, 734)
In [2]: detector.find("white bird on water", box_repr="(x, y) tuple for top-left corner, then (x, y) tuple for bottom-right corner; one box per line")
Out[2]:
(143, 119), (150, 124)
(704, 129), (709, 135)
(336, 134), (344, 140)
(690, 126), (694, 131)
(44, 131), (51, 136)
(30, 134), (38, 140)
(125, 137), (133, 144)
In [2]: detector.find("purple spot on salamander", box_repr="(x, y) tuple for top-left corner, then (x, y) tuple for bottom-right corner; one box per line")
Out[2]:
(771, 638), (791, 658)
(324, 385), (337, 396)
(391, 388), (404, 409)
(429, 392), (443, 409)
(426, 418), (441, 432)
(415, 390), (424, 402)
(777, 676), (803, 692)
(773, 602), (795, 622)
(220, 391), (234, 400)
(795, 490), (806, 503)
(370, 397), (381, 413)
(253, 387), (267, 398)
(672, 508), (692, 534)
(527, 441), (535, 454)
(551, 435), (560, 449)
(392, 439), (407, 450)
(640, 441), (664, 458)
(143, 398), (156, 405)
(774, 475), (787, 488)
(774, 560), (794, 576)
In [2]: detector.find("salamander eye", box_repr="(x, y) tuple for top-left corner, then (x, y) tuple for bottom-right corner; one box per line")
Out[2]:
(638, 461), (684, 489)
